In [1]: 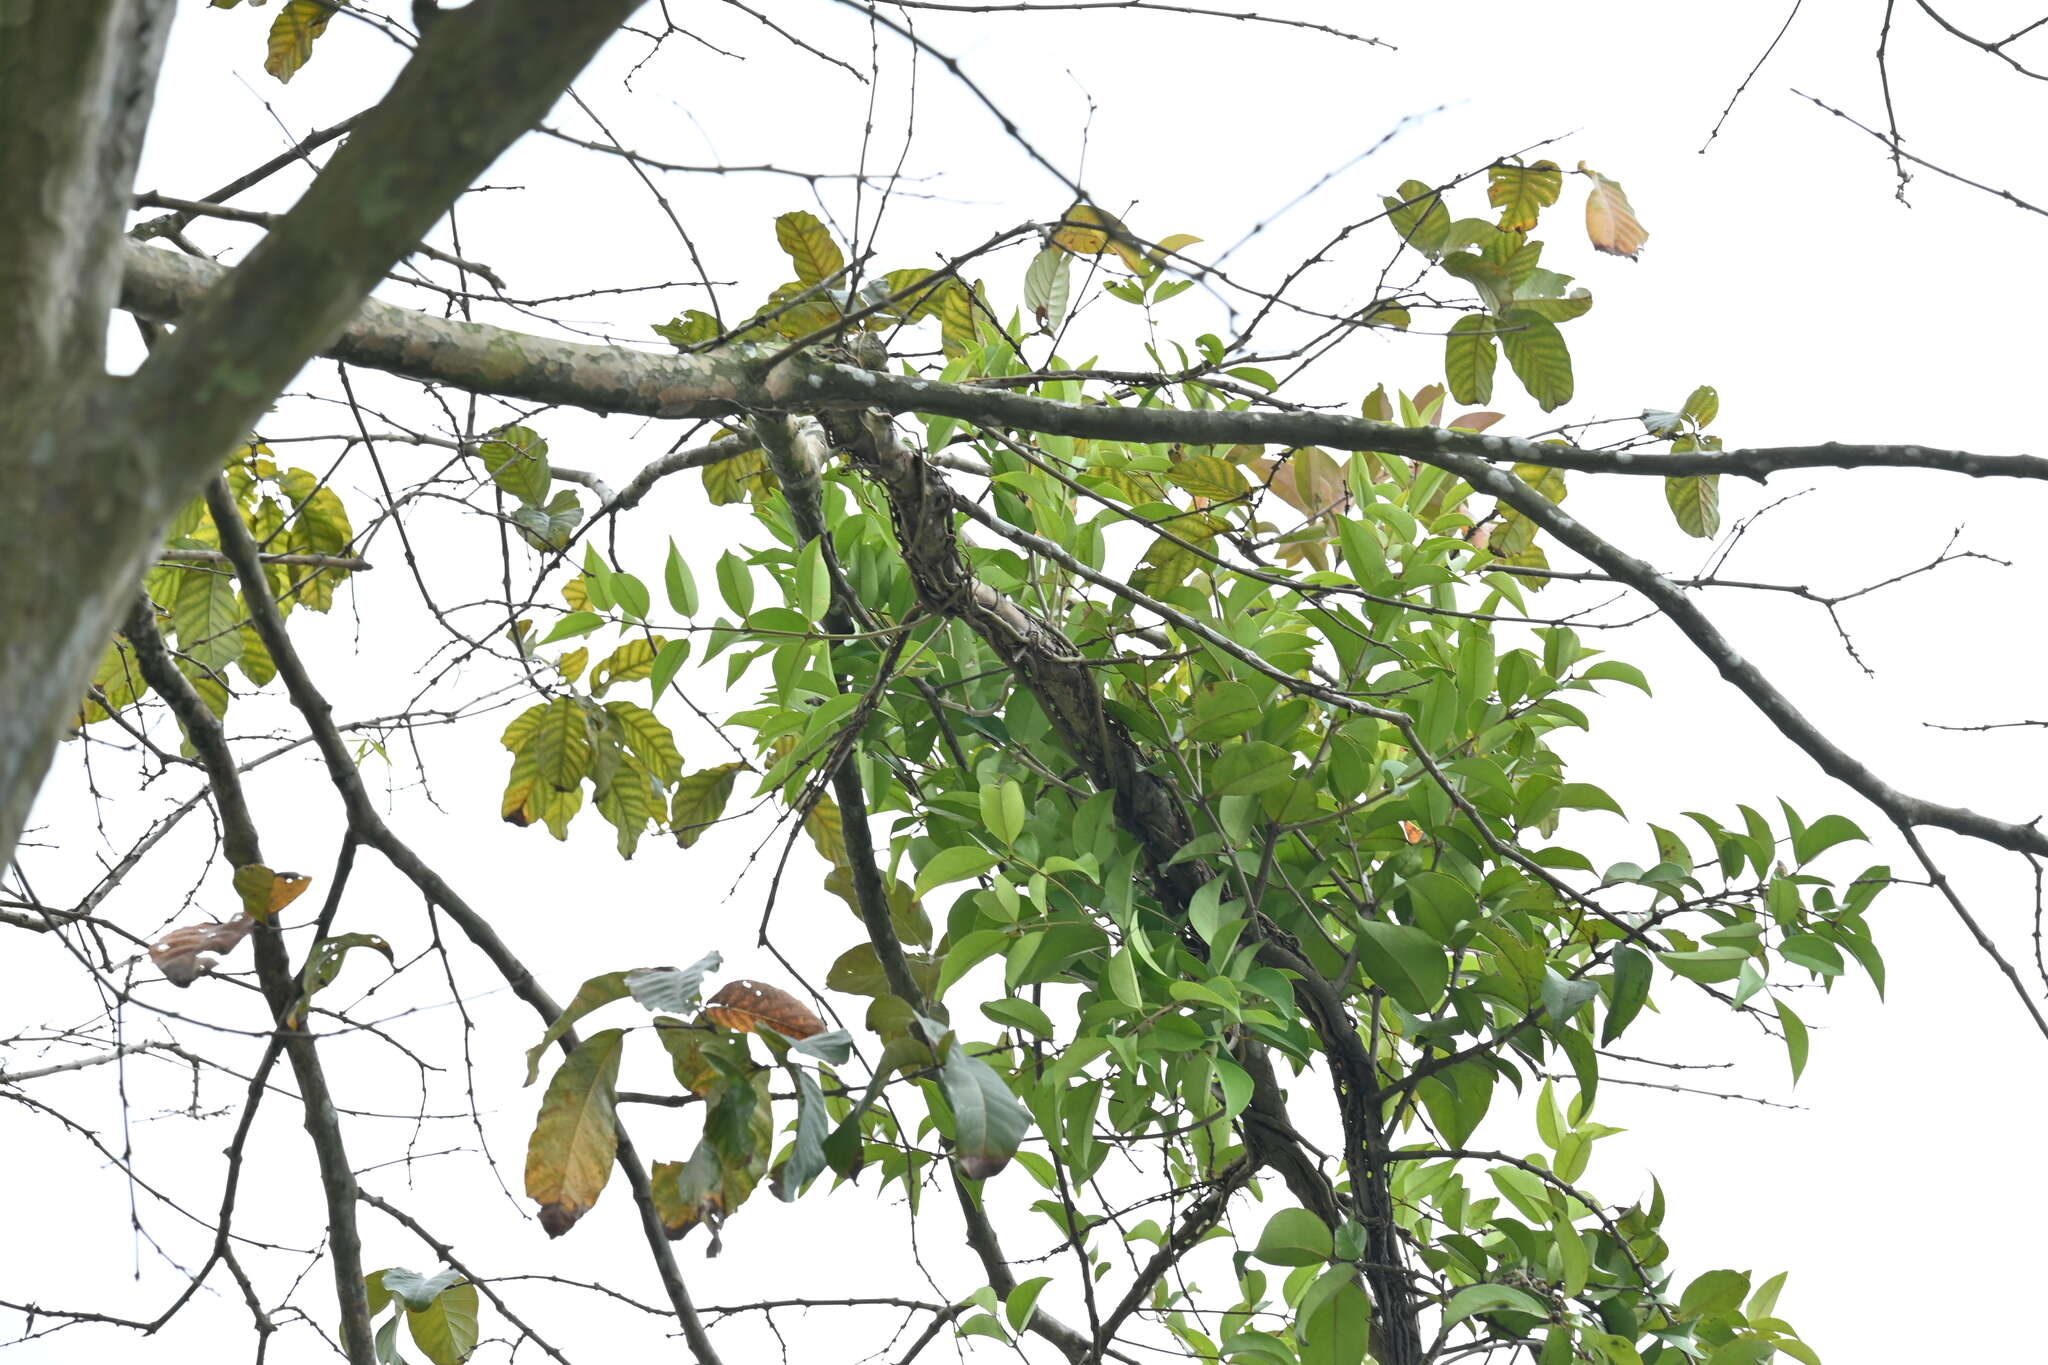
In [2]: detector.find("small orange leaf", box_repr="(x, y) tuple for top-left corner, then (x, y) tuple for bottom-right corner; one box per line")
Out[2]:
(704, 980), (825, 1040)
(150, 914), (258, 987)
(232, 863), (311, 921)
(1581, 164), (1649, 259)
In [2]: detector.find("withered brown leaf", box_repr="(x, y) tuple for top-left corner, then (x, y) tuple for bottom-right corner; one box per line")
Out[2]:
(704, 979), (825, 1040)
(149, 914), (258, 987)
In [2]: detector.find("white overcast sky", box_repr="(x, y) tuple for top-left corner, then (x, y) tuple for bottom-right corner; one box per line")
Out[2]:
(7, 2), (2047, 1362)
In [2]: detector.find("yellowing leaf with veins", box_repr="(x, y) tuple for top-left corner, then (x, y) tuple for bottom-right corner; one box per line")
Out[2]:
(1052, 203), (1150, 275)
(264, 0), (332, 83)
(1581, 164), (1649, 259)
(524, 1029), (625, 1237)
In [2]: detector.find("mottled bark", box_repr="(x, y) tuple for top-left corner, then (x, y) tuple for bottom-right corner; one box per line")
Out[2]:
(0, 0), (173, 867)
(2, 0), (648, 873)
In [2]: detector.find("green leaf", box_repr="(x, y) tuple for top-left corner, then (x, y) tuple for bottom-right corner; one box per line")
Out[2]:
(1355, 920), (1449, 1013)
(671, 762), (745, 849)
(512, 489), (583, 551)
(794, 538), (830, 622)
(1555, 782), (1625, 818)
(172, 568), (244, 673)
(1665, 474), (1721, 538)
(1251, 1206), (1332, 1266)
(936, 1030), (1030, 1179)
(1189, 682), (1264, 742)
(1679, 1268), (1751, 1318)
(1210, 740), (1295, 796)
(1165, 453), (1249, 500)
(648, 637), (689, 701)
(1440, 252), (1515, 316)
(978, 779), (1026, 847)
(664, 539), (699, 615)
(716, 551), (754, 615)
(1779, 932), (1844, 977)
(777, 1066), (832, 1200)
(1022, 248), (1073, 328)
(1385, 180), (1451, 256)
(1602, 947), (1652, 1044)
(479, 425), (551, 507)
(378, 1267), (463, 1312)
(981, 997), (1055, 1039)
(523, 971), (629, 1085)
(404, 1280), (479, 1365)
(915, 844), (1001, 899)
(1775, 994), (1809, 1082)
(1792, 813), (1866, 864)
(1299, 1274), (1371, 1365)
(1443, 1283), (1548, 1327)
(1488, 160), (1564, 230)
(1445, 314), (1499, 405)
(1681, 384), (1720, 428)
(623, 952), (722, 1013)
(364, 1269), (394, 1319)
(540, 612), (603, 644)
(1005, 1276), (1053, 1333)
(286, 932), (395, 1030)
(1499, 309), (1574, 411)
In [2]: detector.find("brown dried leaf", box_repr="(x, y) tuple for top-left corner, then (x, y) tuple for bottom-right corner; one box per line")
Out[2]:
(150, 914), (258, 987)
(704, 980), (825, 1040)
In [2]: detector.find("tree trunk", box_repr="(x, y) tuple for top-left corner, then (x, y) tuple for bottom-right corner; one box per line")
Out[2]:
(0, 0), (173, 868)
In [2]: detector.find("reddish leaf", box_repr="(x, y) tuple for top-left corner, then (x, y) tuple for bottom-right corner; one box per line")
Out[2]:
(704, 980), (825, 1040)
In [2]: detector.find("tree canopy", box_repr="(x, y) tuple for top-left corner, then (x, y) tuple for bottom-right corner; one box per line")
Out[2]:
(4, 5), (2044, 1365)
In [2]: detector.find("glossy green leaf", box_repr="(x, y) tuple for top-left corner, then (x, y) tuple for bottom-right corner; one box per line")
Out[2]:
(1252, 1206), (1332, 1266)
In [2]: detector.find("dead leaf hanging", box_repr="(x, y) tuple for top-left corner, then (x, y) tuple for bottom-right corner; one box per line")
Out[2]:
(704, 980), (825, 1040)
(149, 914), (259, 987)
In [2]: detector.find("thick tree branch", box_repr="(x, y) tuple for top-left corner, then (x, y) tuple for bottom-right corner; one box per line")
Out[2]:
(1442, 454), (2048, 863)
(0, 1), (174, 872)
(120, 241), (2048, 484)
(124, 0), (646, 504)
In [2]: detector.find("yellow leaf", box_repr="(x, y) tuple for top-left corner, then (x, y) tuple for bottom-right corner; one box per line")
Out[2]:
(671, 762), (745, 849)
(1488, 161), (1563, 232)
(264, 0), (333, 84)
(1580, 163), (1649, 259)
(524, 1029), (625, 1237)
(1052, 203), (1150, 275)
(232, 863), (312, 922)
(774, 211), (846, 287)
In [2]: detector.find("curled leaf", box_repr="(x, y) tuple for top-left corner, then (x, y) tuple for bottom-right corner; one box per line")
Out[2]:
(287, 932), (395, 1029)
(149, 914), (258, 987)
